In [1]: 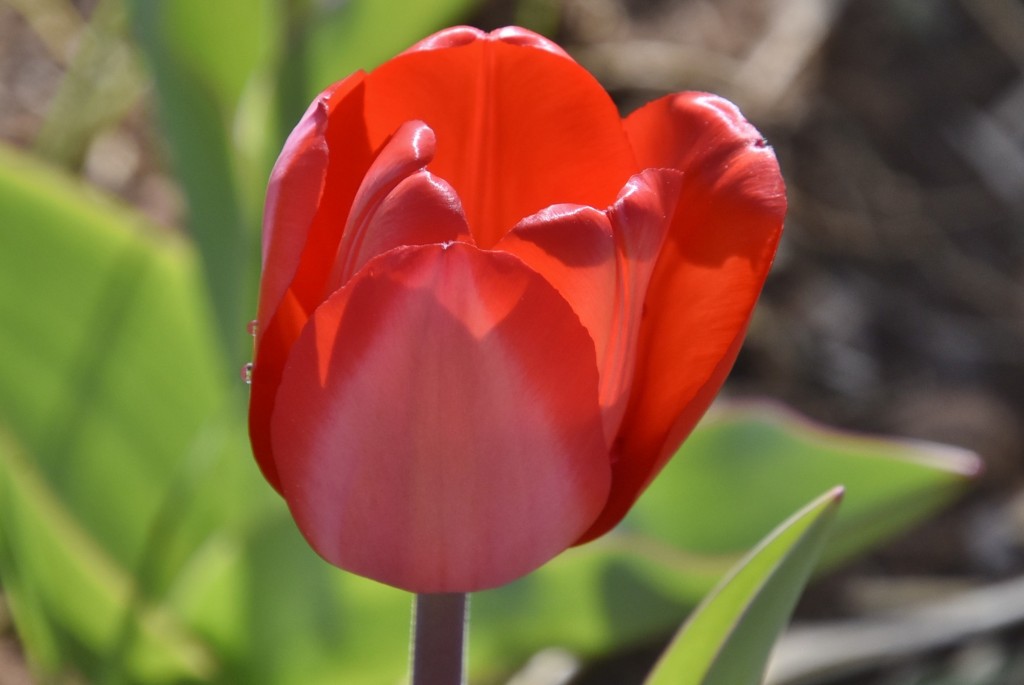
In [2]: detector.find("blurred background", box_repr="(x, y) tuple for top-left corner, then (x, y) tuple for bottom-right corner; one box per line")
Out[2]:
(1, 0), (1023, 683)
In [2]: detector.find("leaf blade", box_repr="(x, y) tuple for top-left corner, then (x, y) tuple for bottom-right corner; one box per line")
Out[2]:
(645, 488), (843, 685)
(628, 402), (979, 568)
(0, 142), (231, 682)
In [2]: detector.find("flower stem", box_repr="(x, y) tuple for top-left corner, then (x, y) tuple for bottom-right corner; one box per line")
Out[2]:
(411, 593), (468, 685)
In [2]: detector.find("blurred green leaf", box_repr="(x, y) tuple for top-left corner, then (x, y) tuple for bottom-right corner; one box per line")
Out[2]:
(644, 488), (842, 685)
(471, 542), (706, 681)
(0, 142), (233, 682)
(127, 0), (282, 364)
(0, 427), (216, 682)
(0, 142), (230, 561)
(627, 402), (979, 569)
(172, 511), (412, 685)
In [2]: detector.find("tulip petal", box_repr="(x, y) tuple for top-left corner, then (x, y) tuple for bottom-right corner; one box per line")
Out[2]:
(250, 72), (373, 491)
(323, 120), (470, 293)
(271, 243), (610, 592)
(362, 29), (637, 247)
(497, 169), (681, 444)
(257, 73), (372, 331)
(498, 204), (616, 372)
(578, 93), (786, 542)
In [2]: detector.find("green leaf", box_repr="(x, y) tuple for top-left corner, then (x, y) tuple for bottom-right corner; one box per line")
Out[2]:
(644, 488), (843, 685)
(0, 427), (217, 682)
(627, 402), (979, 571)
(127, 0), (281, 363)
(0, 142), (233, 682)
(469, 541), (708, 682)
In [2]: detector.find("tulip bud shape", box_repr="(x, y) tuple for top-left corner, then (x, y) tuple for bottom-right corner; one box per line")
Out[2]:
(248, 26), (786, 592)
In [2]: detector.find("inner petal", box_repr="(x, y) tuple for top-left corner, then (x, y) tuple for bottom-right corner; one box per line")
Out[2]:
(496, 169), (682, 443)
(323, 120), (470, 295)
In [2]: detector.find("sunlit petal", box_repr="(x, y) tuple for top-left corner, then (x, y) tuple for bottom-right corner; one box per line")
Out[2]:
(363, 29), (636, 246)
(497, 169), (681, 444)
(579, 93), (786, 542)
(323, 120), (470, 293)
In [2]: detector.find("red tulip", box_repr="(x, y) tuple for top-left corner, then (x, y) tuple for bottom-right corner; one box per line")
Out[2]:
(248, 26), (785, 592)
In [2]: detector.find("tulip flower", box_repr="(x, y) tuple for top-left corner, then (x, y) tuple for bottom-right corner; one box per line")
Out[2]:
(248, 26), (785, 594)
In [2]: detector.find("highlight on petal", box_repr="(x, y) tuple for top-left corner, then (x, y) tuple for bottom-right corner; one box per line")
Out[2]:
(496, 168), (681, 444)
(270, 243), (611, 592)
(362, 31), (637, 246)
(404, 26), (572, 60)
(578, 93), (786, 542)
(403, 25), (485, 53)
(488, 26), (572, 58)
(324, 120), (470, 293)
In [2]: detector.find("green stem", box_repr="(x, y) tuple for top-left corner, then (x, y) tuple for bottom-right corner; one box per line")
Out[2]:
(411, 593), (468, 685)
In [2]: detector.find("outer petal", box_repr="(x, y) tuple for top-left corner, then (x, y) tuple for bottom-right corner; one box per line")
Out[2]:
(362, 28), (637, 247)
(271, 243), (611, 592)
(250, 72), (372, 491)
(496, 169), (681, 444)
(256, 73), (366, 332)
(579, 93), (786, 542)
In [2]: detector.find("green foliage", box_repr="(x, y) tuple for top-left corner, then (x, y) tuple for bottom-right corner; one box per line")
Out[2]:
(644, 489), (842, 685)
(0, 142), (230, 682)
(127, 0), (280, 365)
(628, 403), (978, 570)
